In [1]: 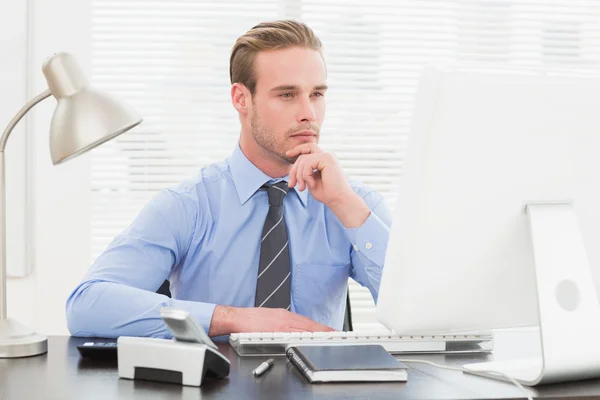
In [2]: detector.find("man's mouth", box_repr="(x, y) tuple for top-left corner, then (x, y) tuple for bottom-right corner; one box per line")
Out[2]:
(291, 131), (317, 137)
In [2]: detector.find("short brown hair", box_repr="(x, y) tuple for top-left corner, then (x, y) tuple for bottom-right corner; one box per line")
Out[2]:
(229, 20), (323, 95)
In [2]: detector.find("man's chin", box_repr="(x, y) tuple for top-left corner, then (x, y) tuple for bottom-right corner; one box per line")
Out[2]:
(279, 154), (298, 164)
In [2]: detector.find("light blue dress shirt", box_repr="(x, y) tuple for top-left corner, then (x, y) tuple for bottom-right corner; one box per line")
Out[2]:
(66, 144), (392, 338)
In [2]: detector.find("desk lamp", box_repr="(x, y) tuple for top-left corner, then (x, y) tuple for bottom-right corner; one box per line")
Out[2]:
(0, 52), (142, 358)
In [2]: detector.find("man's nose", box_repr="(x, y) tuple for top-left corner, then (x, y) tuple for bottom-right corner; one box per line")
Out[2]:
(297, 97), (316, 123)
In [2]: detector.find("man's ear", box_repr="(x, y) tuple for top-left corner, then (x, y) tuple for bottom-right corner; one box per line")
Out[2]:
(231, 83), (250, 115)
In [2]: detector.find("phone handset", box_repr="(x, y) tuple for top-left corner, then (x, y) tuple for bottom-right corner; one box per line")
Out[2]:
(160, 307), (218, 350)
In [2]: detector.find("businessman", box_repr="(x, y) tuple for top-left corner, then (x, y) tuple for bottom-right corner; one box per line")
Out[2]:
(66, 20), (392, 338)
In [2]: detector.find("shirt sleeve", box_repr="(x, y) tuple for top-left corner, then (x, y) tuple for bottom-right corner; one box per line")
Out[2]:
(344, 189), (392, 304)
(65, 188), (216, 338)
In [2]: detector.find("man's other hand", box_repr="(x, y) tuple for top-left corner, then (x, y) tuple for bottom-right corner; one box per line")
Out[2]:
(208, 305), (335, 336)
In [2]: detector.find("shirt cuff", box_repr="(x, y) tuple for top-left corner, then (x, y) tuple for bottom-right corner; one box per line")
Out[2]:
(170, 299), (217, 336)
(344, 211), (390, 267)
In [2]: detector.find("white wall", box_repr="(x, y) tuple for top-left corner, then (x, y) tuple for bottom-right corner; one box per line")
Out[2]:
(2, 0), (35, 328)
(4, 0), (93, 335)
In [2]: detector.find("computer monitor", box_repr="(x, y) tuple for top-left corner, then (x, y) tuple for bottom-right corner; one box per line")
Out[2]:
(376, 66), (600, 385)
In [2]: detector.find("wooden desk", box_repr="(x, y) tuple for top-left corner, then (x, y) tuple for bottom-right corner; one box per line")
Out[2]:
(1, 330), (599, 399)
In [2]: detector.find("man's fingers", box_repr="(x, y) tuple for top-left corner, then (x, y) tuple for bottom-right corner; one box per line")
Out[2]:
(295, 158), (306, 191)
(289, 312), (336, 332)
(288, 155), (309, 189)
(286, 143), (323, 158)
(288, 159), (299, 188)
(287, 146), (326, 190)
(289, 321), (334, 332)
(302, 161), (316, 189)
(309, 322), (335, 332)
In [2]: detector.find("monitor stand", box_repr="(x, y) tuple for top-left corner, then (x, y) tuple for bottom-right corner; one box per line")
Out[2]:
(463, 202), (600, 385)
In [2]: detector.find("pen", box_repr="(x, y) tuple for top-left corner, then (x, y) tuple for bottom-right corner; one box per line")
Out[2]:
(253, 358), (274, 377)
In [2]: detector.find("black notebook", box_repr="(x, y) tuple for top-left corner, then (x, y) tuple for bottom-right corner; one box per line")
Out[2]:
(285, 344), (408, 383)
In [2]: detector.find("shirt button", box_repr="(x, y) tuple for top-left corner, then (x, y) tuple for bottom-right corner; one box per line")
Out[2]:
(353, 244), (358, 251)
(365, 242), (373, 250)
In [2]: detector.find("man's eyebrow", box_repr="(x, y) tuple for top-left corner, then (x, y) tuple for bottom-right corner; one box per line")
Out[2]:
(269, 84), (329, 91)
(270, 85), (299, 92)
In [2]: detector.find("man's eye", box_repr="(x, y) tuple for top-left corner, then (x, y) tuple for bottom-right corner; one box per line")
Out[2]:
(280, 93), (293, 98)
(312, 92), (324, 97)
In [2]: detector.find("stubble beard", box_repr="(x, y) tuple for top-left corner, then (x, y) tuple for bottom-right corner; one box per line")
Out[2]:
(251, 109), (298, 164)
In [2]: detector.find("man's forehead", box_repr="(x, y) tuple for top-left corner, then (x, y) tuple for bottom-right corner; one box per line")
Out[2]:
(254, 47), (326, 90)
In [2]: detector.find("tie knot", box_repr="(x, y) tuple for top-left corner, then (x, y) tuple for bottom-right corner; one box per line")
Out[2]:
(263, 181), (289, 206)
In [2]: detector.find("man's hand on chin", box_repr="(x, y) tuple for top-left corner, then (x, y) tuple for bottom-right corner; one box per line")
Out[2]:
(208, 305), (335, 336)
(286, 143), (371, 228)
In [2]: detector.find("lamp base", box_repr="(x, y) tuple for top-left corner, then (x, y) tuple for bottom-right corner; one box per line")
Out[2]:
(0, 318), (48, 358)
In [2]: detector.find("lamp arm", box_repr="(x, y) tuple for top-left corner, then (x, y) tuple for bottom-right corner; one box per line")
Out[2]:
(0, 88), (51, 320)
(0, 89), (52, 152)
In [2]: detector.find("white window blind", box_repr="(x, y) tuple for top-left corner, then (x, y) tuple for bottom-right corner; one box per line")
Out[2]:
(91, 0), (600, 331)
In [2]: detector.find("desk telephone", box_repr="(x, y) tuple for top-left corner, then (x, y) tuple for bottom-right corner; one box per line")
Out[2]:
(116, 308), (230, 386)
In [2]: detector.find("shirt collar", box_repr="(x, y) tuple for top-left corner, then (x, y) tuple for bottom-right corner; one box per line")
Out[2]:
(228, 144), (309, 207)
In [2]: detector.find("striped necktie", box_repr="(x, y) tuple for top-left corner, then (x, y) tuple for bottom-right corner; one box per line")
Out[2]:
(254, 181), (291, 309)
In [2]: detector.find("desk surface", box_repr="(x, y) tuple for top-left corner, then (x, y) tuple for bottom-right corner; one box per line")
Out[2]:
(1, 330), (599, 400)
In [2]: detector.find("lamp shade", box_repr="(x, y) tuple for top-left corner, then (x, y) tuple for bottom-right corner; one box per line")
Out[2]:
(42, 52), (142, 165)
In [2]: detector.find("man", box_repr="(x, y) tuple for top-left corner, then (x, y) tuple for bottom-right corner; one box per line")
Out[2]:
(66, 20), (391, 338)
